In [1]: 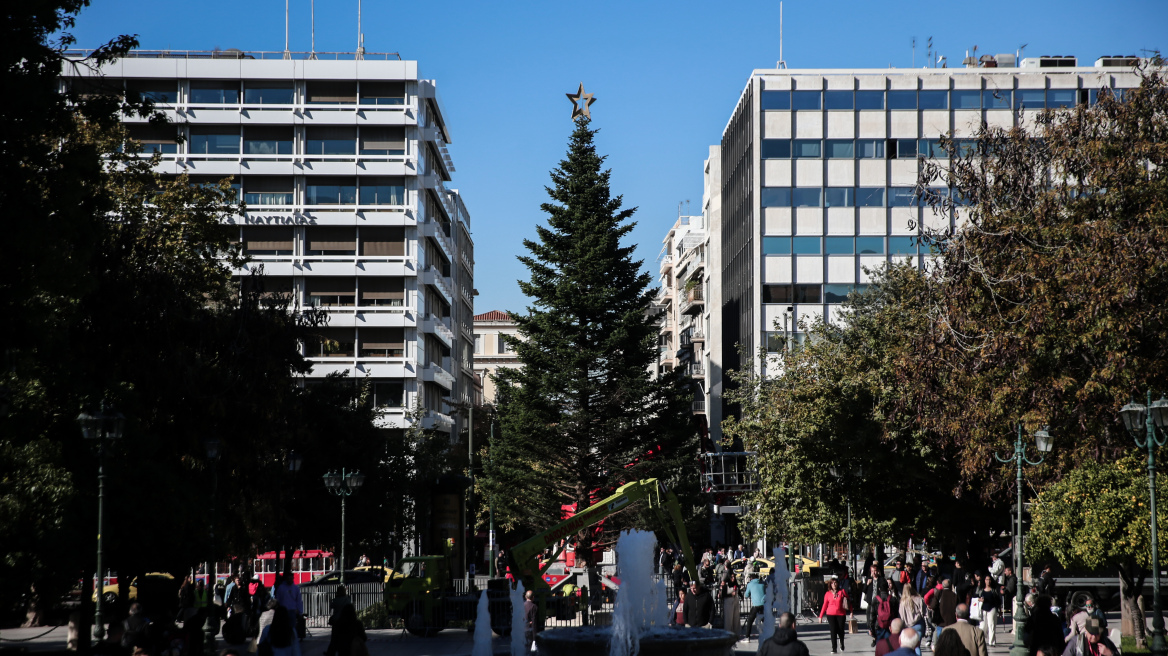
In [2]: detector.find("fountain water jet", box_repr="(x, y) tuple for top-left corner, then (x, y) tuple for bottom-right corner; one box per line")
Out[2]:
(473, 589), (494, 656)
(511, 579), (527, 656)
(771, 547), (790, 615)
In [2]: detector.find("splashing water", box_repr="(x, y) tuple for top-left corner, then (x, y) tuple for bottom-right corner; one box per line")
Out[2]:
(472, 589), (494, 656)
(610, 530), (668, 656)
(771, 547), (791, 615)
(757, 574), (776, 652)
(510, 579), (527, 656)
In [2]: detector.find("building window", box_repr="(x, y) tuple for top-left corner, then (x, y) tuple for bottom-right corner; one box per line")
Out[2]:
(190, 81), (240, 104)
(760, 90), (791, 110)
(795, 284), (820, 303)
(825, 188), (854, 207)
(761, 188), (792, 208)
(358, 277), (405, 306)
(359, 227), (405, 257)
(307, 328), (355, 357)
(370, 381), (405, 408)
(243, 81), (294, 105)
(856, 90), (884, 110)
(792, 188), (821, 207)
(952, 90), (981, 110)
(243, 126), (293, 155)
(824, 90), (853, 110)
(856, 187), (885, 207)
(761, 139), (792, 159)
(857, 237), (885, 255)
(825, 237), (854, 255)
(826, 139), (854, 159)
(793, 139), (822, 158)
(762, 237), (791, 255)
(1015, 89), (1047, 110)
(889, 188), (920, 207)
(305, 227), (356, 256)
(498, 335), (514, 354)
(306, 127), (357, 155)
(243, 176), (294, 205)
(1047, 89), (1076, 108)
(856, 139), (885, 159)
(765, 331), (786, 352)
(360, 81), (406, 105)
(792, 237), (821, 255)
(919, 90), (948, 110)
(126, 80), (177, 104)
(241, 226), (293, 256)
(306, 277), (356, 307)
(474, 334), (483, 354)
(984, 89), (1012, 109)
(305, 177), (357, 205)
(126, 124), (178, 154)
(824, 284), (867, 303)
(888, 139), (918, 159)
(359, 127), (406, 156)
(359, 328), (405, 357)
(762, 284), (793, 304)
(190, 126), (241, 154)
(918, 139), (946, 158)
(306, 81), (357, 104)
(887, 90), (916, 110)
(358, 176), (406, 205)
(889, 236), (918, 256)
(792, 91), (822, 110)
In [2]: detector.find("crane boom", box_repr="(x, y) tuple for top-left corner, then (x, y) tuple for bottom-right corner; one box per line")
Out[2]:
(508, 478), (698, 590)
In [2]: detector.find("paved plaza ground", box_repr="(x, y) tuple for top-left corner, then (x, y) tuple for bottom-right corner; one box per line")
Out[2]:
(0, 613), (1056, 656)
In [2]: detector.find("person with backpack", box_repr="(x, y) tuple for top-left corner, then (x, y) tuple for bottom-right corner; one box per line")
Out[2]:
(873, 580), (896, 642)
(876, 619), (905, 656)
(864, 564), (888, 646)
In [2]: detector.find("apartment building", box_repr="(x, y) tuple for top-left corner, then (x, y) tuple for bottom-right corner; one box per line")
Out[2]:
(62, 50), (475, 439)
(472, 310), (520, 405)
(716, 54), (1145, 384)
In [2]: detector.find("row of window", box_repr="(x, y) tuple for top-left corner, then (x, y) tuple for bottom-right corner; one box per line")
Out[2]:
(241, 275), (409, 307)
(307, 327), (408, 358)
(761, 236), (924, 256)
(762, 138), (979, 160)
(76, 79), (407, 106)
(235, 227), (407, 257)
(762, 283), (869, 305)
(760, 187), (956, 208)
(129, 125), (406, 157)
(760, 87), (1121, 111)
(184, 176), (405, 206)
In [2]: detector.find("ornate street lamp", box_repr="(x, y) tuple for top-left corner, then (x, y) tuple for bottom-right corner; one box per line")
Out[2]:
(996, 424), (1052, 656)
(1120, 392), (1168, 656)
(323, 469), (365, 584)
(202, 438), (221, 656)
(77, 403), (125, 642)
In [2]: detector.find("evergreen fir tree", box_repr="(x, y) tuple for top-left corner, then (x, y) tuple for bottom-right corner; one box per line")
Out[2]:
(485, 118), (697, 565)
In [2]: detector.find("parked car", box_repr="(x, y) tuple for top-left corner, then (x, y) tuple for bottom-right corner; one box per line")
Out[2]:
(91, 572), (176, 604)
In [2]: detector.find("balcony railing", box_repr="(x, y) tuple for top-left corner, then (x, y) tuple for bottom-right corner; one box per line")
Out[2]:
(692, 398), (706, 413)
(679, 287), (705, 315)
(701, 452), (759, 494)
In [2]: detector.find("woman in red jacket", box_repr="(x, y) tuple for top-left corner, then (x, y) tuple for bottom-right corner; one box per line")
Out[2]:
(820, 576), (851, 653)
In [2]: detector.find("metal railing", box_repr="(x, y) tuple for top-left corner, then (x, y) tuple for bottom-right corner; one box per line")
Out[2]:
(65, 49), (403, 61)
(301, 582), (383, 628)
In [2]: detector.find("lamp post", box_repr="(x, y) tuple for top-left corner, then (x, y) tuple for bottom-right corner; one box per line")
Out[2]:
(1120, 392), (1168, 656)
(77, 403), (126, 642)
(284, 451), (303, 573)
(202, 438), (221, 656)
(995, 424), (1052, 656)
(323, 469), (365, 584)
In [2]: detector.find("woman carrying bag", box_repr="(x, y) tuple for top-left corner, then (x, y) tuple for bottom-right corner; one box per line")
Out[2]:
(820, 577), (851, 654)
(721, 572), (742, 638)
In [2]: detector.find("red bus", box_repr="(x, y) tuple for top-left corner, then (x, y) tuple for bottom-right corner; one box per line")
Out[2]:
(250, 550), (335, 586)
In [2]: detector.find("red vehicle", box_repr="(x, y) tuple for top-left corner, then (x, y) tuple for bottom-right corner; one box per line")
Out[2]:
(250, 550), (335, 586)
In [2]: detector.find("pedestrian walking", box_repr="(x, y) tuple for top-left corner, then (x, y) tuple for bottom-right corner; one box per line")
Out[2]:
(759, 612), (811, 656)
(524, 590), (537, 651)
(978, 577), (1001, 647)
(864, 564), (888, 645)
(988, 554), (1005, 586)
(1061, 618), (1117, 656)
(121, 603), (150, 650)
(949, 604), (988, 656)
(1026, 596), (1065, 656)
(899, 582), (925, 647)
(274, 571), (304, 645)
(933, 627), (972, 656)
(1001, 566), (1018, 627)
(889, 627), (923, 656)
(722, 572), (742, 639)
(258, 599), (297, 656)
(178, 577), (196, 622)
(1067, 598), (1106, 639)
(743, 573), (766, 641)
(930, 579), (959, 649)
(921, 575), (939, 643)
(671, 588), (686, 627)
(872, 578), (896, 643)
(685, 581), (713, 628)
(876, 620), (905, 656)
(328, 605), (366, 656)
(819, 577), (850, 654)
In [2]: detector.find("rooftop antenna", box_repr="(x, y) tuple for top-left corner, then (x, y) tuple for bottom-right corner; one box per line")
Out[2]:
(1018, 43), (1028, 63)
(912, 37), (916, 68)
(777, 2), (787, 69)
(356, 0), (365, 59)
(283, 0), (290, 59)
(310, 0), (317, 59)
(926, 36), (933, 68)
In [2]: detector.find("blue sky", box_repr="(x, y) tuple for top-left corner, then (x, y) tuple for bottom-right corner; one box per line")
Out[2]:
(69, 0), (1165, 315)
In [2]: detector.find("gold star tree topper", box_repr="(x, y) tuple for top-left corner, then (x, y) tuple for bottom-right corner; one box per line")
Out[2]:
(566, 83), (596, 120)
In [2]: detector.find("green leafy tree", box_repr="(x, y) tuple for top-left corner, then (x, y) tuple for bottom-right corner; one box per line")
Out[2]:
(1029, 455), (1168, 644)
(484, 119), (697, 568)
(906, 62), (1168, 494)
(725, 263), (998, 552)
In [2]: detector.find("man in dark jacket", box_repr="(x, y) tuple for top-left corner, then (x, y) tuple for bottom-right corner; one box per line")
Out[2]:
(865, 564), (887, 643)
(1001, 567), (1019, 620)
(685, 581), (713, 628)
(760, 612), (811, 656)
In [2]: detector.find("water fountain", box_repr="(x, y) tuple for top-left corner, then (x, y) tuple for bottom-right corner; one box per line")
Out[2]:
(534, 530), (738, 656)
(473, 590), (495, 656)
(510, 579), (528, 656)
(771, 547), (790, 615)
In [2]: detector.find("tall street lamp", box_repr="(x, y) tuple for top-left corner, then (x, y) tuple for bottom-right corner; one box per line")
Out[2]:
(76, 403), (125, 642)
(323, 469), (365, 584)
(995, 424), (1052, 656)
(1120, 392), (1168, 656)
(202, 438), (221, 656)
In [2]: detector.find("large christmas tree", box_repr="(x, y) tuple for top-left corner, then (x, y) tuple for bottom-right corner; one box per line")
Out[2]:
(485, 118), (697, 567)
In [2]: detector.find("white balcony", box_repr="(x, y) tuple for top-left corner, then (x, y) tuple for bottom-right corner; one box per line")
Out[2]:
(424, 363), (455, 390)
(422, 411), (454, 432)
(422, 266), (454, 304)
(423, 315), (454, 347)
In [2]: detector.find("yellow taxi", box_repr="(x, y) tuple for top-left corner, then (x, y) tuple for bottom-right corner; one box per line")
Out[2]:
(92, 572), (175, 603)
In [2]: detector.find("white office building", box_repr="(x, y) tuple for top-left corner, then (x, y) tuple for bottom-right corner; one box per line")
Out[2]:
(62, 50), (476, 439)
(716, 54), (1145, 383)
